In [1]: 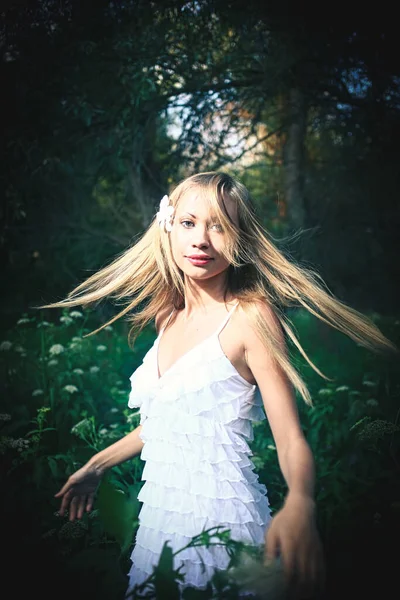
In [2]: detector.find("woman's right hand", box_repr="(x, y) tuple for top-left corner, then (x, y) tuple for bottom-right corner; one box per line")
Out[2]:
(54, 462), (103, 521)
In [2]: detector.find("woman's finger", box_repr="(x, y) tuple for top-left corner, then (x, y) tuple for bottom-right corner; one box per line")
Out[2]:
(69, 495), (79, 521)
(54, 479), (72, 498)
(86, 493), (95, 513)
(58, 487), (74, 516)
(279, 540), (296, 589)
(264, 528), (279, 564)
(77, 496), (86, 520)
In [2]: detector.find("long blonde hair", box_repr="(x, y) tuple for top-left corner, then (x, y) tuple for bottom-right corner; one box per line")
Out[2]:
(36, 172), (398, 405)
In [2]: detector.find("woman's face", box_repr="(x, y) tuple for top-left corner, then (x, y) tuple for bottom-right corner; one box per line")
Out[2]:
(170, 191), (238, 282)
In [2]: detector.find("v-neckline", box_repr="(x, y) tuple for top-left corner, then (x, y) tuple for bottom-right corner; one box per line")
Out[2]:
(155, 303), (239, 382)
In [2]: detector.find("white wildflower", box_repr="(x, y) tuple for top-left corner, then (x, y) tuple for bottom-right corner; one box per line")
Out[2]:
(104, 325), (113, 331)
(17, 318), (30, 325)
(71, 418), (90, 436)
(109, 423), (118, 429)
(49, 344), (65, 355)
(32, 389), (44, 397)
(69, 343), (78, 350)
(96, 345), (107, 352)
(0, 341), (12, 351)
(318, 388), (333, 396)
(99, 428), (108, 435)
(72, 368), (84, 375)
(0, 414), (11, 421)
(267, 444), (276, 450)
(69, 311), (83, 319)
(48, 359), (58, 366)
(110, 407), (119, 413)
(366, 398), (378, 407)
(89, 366), (100, 374)
(362, 380), (376, 387)
(63, 385), (79, 394)
(71, 336), (82, 343)
(37, 321), (51, 328)
(336, 385), (350, 392)
(8, 438), (29, 450)
(60, 316), (73, 325)
(14, 345), (25, 353)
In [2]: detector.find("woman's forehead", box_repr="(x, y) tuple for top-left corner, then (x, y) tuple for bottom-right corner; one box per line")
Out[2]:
(176, 191), (238, 222)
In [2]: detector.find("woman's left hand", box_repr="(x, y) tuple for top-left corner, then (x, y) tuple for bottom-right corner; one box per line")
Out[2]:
(264, 493), (325, 599)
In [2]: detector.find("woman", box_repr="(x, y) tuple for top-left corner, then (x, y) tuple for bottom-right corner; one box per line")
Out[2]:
(43, 172), (397, 599)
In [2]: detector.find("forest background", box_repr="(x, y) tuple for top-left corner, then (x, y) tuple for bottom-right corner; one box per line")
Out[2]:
(1, 2), (399, 600)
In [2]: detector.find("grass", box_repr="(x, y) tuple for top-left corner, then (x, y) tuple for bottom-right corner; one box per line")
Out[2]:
(0, 306), (399, 600)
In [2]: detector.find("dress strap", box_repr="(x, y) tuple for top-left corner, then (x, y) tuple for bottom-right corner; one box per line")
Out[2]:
(215, 302), (239, 337)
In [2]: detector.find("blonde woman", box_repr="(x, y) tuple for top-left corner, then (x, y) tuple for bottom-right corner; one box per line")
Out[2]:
(43, 172), (397, 599)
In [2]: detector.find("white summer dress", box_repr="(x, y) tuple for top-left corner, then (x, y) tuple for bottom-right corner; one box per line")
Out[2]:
(125, 302), (272, 598)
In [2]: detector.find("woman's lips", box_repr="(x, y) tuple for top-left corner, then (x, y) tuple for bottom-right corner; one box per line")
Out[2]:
(186, 257), (213, 266)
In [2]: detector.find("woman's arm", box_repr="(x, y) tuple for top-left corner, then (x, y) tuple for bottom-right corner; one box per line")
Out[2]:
(242, 302), (324, 596)
(88, 424), (145, 475)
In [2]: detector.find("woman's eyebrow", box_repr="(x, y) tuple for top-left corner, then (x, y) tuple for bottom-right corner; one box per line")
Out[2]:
(181, 212), (219, 221)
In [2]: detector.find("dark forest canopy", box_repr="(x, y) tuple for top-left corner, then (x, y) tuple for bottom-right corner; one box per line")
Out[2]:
(1, 0), (399, 324)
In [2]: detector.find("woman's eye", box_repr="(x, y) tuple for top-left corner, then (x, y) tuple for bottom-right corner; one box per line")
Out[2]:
(210, 223), (223, 232)
(181, 220), (194, 228)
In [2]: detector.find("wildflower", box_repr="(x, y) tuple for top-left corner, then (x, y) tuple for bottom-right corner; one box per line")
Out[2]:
(89, 366), (100, 374)
(72, 368), (84, 375)
(63, 385), (79, 394)
(110, 423), (118, 429)
(110, 407), (119, 413)
(69, 343), (78, 350)
(0, 414), (11, 421)
(318, 388), (333, 396)
(126, 413), (137, 424)
(32, 389), (44, 397)
(71, 336), (82, 343)
(37, 321), (51, 328)
(366, 398), (378, 407)
(336, 385), (349, 392)
(99, 428), (108, 435)
(48, 359), (58, 366)
(14, 345), (25, 353)
(5, 438), (30, 450)
(71, 418), (91, 436)
(267, 444), (276, 450)
(49, 344), (65, 356)
(104, 325), (113, 331)
(69, 311), (83, 319)
(0, 341), (12, 351)
(96, 345), (107, 352)
(362, 380), (377, 387)
(17, 318), (30, 325)
(60, 316), (73, 325)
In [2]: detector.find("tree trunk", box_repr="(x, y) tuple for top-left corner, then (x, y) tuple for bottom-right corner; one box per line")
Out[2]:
(283, 87), (308, 232)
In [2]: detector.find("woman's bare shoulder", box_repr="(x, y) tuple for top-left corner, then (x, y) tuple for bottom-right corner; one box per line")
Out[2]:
(235, 299), (284, 345)
(155, 306), (174, 334)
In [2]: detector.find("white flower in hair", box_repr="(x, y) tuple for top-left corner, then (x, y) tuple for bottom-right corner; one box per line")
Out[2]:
(156, 195), (174, 232)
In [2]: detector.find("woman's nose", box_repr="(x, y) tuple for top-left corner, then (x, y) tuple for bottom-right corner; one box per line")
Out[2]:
(191, 226), (210, 247)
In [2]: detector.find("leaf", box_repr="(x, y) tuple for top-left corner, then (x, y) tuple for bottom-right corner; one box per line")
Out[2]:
(97, 478), (138, 554)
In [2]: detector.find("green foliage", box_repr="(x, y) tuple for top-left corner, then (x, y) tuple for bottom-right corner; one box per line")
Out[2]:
(1, 304), (399, 598)
(97, 477), (140, 556)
